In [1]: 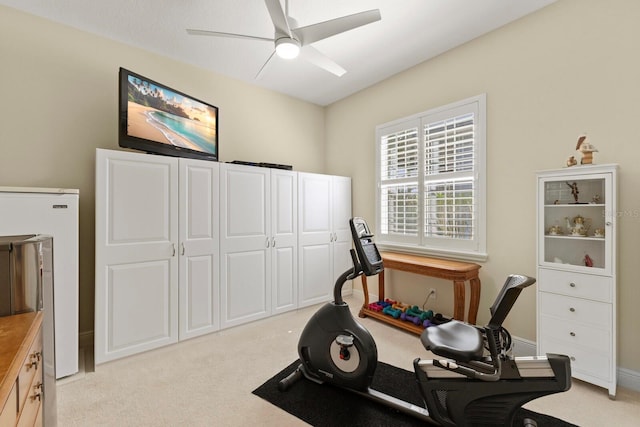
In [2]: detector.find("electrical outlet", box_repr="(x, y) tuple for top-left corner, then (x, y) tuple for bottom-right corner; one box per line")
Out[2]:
(429, 288), (437, 299)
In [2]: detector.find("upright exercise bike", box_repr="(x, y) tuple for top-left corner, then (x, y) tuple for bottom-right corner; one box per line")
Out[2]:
(279, 217), (571, 426)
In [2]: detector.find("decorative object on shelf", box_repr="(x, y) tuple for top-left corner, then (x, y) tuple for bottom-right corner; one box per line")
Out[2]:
(584, 254), (594, 267)
(566, 155), (578, 167)
(568, 214), (591, 236)
(567, 181), (580, 202)
(591, 194), (601, 204)
(576, 134), (598, 165)
(548, 225), (563, 235)
(594, 228), (605, 238)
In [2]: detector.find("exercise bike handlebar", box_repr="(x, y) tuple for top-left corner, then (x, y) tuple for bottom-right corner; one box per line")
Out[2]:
(334, 249), (364, 305)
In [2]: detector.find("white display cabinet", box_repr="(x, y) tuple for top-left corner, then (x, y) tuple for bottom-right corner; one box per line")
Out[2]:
(536, 164), (617, 398)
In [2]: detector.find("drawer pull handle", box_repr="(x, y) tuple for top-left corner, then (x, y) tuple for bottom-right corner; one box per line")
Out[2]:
(27, 351), (42, 370)
(30, 382), (43, 402)
(569, 307), (576, 312)
(570, 356), (576, 362)
(570, 332), (576, 337)
(569, 282), (576, 288)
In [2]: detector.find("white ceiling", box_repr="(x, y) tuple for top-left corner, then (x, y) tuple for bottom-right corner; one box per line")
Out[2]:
(1, 0), (556, 106)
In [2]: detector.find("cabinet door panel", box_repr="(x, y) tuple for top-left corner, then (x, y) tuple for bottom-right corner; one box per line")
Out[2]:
(106, 261), (176, 353)
(108, 159), (174, 244)
(299, 244), (332, 306)
(220, 164), (271, 328)
(272, 170), (298, 314)
(183, 255), (216, 332)
(222, 250), (269, 325)
(273, 246), (296, 311)
(224, 169), (268, 238)
(299, 174), (331, 234)
(332, 176), (352, 242)
(332, 239), (352, 279)
(179, 159), (219, 340)
(95, 149), (178, 365)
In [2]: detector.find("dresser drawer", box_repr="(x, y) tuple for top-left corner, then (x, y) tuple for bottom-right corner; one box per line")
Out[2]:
(0, 382), (17, 427)
(538, 268), (612, 302)
(17, 329), (42, 419)
(17, 358), (42, 427)
(539, 337), (611, 381)
(539, 292), (611, 327)
(539, 313), (610, 352)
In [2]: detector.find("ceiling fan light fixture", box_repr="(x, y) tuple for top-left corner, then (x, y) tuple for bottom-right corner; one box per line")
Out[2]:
(275, 37), (301, 59)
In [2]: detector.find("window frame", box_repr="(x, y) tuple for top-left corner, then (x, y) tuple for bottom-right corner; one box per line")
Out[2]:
(375, 94), (487, 261)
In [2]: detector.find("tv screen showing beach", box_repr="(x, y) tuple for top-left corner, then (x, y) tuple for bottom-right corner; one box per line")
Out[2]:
(125, 74), (217, 157)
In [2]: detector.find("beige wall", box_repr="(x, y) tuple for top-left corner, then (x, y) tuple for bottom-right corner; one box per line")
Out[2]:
(0, 6), (325, 337)
(326, 0), (640, 372)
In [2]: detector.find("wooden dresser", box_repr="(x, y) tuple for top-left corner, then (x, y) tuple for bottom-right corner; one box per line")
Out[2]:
(0, 312), (44, 427)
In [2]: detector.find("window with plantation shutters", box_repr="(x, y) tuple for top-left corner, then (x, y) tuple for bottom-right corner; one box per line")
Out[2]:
(375, 95), (487, 260)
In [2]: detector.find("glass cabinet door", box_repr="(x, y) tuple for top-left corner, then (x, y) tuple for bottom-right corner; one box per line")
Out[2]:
(538, 172), (613, 275)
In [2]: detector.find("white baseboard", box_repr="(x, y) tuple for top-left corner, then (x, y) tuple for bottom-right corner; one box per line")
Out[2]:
(618, 366), (640, 392)
(511, 335), (537, 357)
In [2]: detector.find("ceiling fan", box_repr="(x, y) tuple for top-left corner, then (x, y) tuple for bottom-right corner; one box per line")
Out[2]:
(186, 0), (381, 79)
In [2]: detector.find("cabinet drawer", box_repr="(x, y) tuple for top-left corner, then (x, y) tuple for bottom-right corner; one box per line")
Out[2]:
(0, 382), (17, 427)
(539, 292), (611, 327)
(539, 314), (610, 351)
(538, 268), (612, 302)
(17, 329), (42, 417)
(17, 359), (42, 427)
(539, 337), (611, 381)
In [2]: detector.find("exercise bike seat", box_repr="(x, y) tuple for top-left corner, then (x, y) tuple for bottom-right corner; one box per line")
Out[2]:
(420, 320), (484, 362)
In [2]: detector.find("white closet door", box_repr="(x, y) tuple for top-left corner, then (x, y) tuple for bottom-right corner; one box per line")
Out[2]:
(271, 169), (298, 314)
(298, 172), (333, 307)
(95, 149), (179, 364)
(331, 176), (353, 290)
(178, 158), (220, 340)
(220, 164), (271, 328)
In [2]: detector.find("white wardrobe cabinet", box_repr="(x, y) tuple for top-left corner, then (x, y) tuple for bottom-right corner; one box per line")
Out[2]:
(219, 163), (298, 329)
(96, 149), (351, 363)
(95, 149), (219, 364)
(298, 172), (352, 308)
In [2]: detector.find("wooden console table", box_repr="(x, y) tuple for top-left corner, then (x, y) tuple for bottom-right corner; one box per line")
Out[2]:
(359, 251), (481, 335)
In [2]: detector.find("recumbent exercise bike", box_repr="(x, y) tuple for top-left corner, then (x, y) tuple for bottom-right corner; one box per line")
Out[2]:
(279, 217), (571, 426)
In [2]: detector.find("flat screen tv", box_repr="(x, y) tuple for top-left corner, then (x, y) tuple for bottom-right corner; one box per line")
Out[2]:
(119, 67), (218, 161)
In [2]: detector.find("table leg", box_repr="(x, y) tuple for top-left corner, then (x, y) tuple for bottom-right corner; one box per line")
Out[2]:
(453, 280), (466, 321)
(468, 277), (481, 325)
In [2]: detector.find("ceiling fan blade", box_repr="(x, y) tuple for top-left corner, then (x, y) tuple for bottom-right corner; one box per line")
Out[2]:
(255, 50), (277, 80)
(293, 9), (381, 46)
(187, 28), (273, 42)
(300, 45), (346, 77)
(264, 0), (292, 37)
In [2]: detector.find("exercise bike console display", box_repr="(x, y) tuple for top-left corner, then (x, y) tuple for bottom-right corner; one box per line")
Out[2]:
(280, 217), (572, 427)
(349, 217), (383, 276)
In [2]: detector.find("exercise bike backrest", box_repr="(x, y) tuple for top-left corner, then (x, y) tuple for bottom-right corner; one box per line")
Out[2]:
(487, 274), (536, 329)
